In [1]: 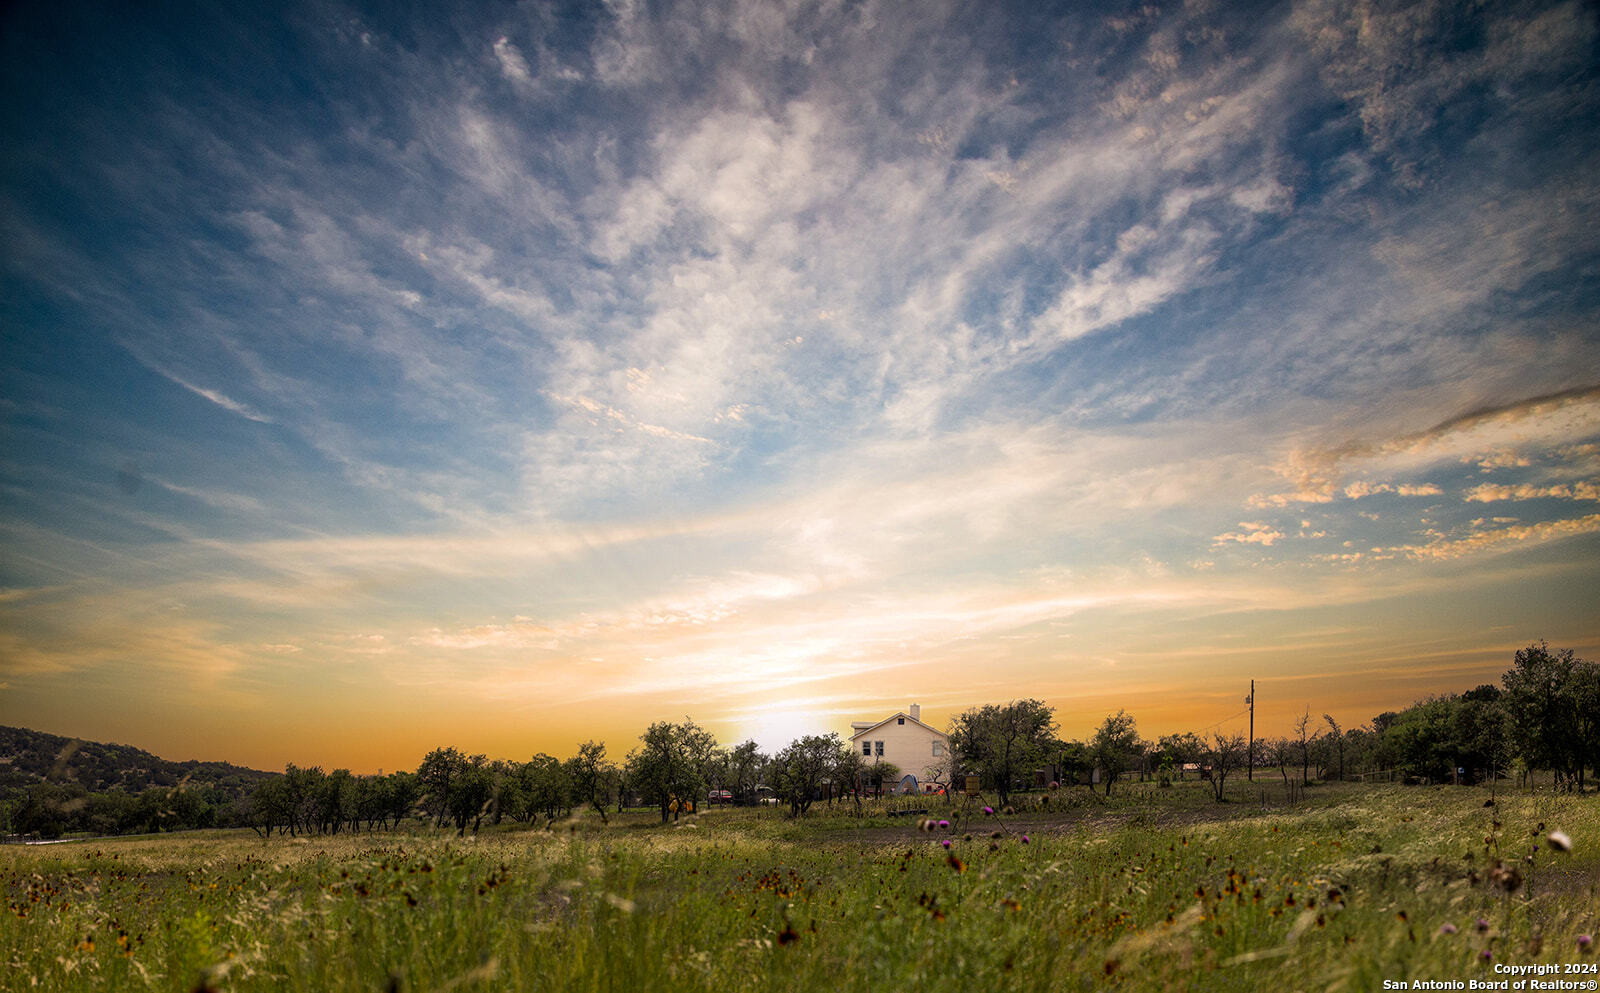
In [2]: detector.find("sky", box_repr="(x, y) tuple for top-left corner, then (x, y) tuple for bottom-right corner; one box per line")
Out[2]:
(2, 0), (1598, 775)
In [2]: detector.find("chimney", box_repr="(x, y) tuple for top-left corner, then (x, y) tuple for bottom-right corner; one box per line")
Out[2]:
(910, 703), (921, 722)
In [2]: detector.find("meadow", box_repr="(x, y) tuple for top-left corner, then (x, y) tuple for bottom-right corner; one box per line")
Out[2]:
(3, 780), (1596, 992)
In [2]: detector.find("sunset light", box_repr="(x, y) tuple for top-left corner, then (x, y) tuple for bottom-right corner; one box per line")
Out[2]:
(2, 0), (1598, 773)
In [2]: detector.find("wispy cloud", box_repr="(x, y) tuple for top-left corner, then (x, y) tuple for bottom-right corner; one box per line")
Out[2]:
(4, 0), (1599, 763)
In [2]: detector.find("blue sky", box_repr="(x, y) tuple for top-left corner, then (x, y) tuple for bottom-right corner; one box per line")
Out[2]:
(3, 0), (1598, 771)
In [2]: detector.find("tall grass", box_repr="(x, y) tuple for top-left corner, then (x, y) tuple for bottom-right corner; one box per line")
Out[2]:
(4, 783), (1595, 991)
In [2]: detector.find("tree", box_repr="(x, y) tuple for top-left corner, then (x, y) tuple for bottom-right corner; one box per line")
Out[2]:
(949, 699), (1058, 804)
(865, 761), (902, 797)
(1293, 708), (1318, 785)
(250, 777), (292, 837)
(1269, 737), (1294, 788)
(417, 747), (469, 829)
(1204, 732), (1246, 802)
(446, 755), (493, 835)
(832, 744), (868, 810)
(1501, 642), (1594, 790)
(1053, 740), (1090, 787)
(1321, 715), (1345, 781)
(725, 740), (767, 805)
(1090, 710), (1140, 797)
(628, 720), (716, 822)
(316, 769), (356, 834)
(1453, 693), (1510, 787)
(1571, 662), (1600, 791)
(490, 759), (528, 824)
(769, 734), (844, 817)
(522, 753), (570, 821)
(385, 771), (420, 827)
(569, 741), (614, 819)
(1157, 733), (1203, 781)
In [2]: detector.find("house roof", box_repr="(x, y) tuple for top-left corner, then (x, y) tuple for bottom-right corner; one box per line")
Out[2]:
(847, 712), (948, 741)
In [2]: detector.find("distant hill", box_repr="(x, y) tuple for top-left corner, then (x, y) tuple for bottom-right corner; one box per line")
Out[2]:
(0, 724), (277, 795)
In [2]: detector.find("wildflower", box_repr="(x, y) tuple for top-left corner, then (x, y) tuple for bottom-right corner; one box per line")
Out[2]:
(1576, 934), (1593, 954)
(1480, 950), (1493, 964)
(947, 854), (966, 873)
(938, 819), (949, 830)
(1488, 863), (1523, 892)
(1547, 830), (1572, 853)
(1439, 923), (1458, 935)
(1476, 918), (1490, 933)
(983, 806), (994, 815)
(941, 839), (951, 849)
(777, 924), (799, 946)
(1021, 835), (1030, 844)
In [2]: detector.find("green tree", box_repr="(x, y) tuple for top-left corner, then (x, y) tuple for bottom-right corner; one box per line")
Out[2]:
(865, 760), (902, 797)
(1501, 642), (1593, 790)
(831, 744), (868, 809)
(770, 733), (844, 817)
(417, 747), (469, 829)
(949, 699), (1058, 804)
(1052, 740), (1090, 787)
(446, 755), (493, 835)
(488, 759), (526, 824)
(725, 740), (767, 805)
(1156, 732), (1203, 781)
(569, 740), (614, 820)
(628, 720), (716, 822)
(1090, 710), (1140, 796)
(385, 771), (420, 828)
(281, 764), (326, 836)
(523, 753), (570, 820)
(1320, 715), (1345, 781)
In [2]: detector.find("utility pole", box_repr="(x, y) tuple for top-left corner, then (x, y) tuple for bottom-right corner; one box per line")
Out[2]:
(1247, 680), (1255, 782)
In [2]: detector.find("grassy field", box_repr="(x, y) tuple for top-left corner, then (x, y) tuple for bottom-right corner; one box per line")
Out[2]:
(4, 780), (1597, 992)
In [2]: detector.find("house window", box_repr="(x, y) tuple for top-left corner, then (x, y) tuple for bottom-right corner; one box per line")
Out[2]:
(897, 717), (905, 725)
(875, 741), (884, 757)
(862, 741), (872, 756)
(932, 741), (944, 757)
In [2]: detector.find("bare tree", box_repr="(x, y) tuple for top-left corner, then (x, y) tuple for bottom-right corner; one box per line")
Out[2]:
(1293, 708), (1318, 785)
(1270, 737), (1294, 788)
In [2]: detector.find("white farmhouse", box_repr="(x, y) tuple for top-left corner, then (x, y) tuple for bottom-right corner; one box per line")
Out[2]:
(848, 703), (950, 793)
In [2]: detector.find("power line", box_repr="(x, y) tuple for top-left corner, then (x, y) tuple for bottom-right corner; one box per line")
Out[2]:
(1189, 707), (1250, 735)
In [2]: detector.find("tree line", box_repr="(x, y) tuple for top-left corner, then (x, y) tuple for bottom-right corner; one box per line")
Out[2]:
(4, 642), (1592, 839)
(960, 641), (1598, 799)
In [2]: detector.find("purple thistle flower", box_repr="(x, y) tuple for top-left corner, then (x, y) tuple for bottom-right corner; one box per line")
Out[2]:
(1577, 934), (1593, 953)
(983, 806), (994, 815)
(1021, 834), (1030, 844)
(941, 839), (951, 849)
(1438, 923), (1457, 935)
(938, 819), (949, 829)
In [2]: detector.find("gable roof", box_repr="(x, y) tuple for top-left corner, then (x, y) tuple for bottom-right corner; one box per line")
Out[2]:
(847, 712), (948, 741)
